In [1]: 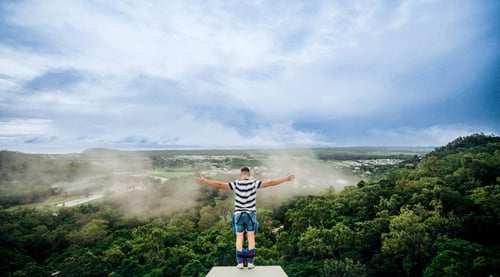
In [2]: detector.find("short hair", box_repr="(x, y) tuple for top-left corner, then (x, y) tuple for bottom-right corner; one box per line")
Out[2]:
(240, 167), (250, 173)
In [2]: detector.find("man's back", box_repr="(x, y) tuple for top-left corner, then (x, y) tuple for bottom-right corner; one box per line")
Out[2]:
(228, 179), (262, 212)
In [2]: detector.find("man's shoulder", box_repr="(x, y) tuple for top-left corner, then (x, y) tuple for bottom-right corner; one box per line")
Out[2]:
(235, 179), (262, 189)
(237, 178), (261, 184)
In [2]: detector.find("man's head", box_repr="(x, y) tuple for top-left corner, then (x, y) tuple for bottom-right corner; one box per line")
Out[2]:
(240, 167), (251, 179)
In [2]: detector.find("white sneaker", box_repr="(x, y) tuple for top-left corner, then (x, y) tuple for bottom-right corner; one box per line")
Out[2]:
(248, 263), (255, 269)
(236, 263), (244, 269)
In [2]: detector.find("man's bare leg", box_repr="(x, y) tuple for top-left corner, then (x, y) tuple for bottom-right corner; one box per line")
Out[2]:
(246, 231), (256, 268)
(236, 233), (244, 251)
(247, 231), (255, 249)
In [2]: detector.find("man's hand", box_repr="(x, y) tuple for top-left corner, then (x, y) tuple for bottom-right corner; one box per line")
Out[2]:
(196, 177), (207, 184)
(285, 173), (295, 182)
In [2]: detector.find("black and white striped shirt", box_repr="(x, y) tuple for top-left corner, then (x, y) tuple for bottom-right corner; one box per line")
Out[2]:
(228, 179), (262, 212)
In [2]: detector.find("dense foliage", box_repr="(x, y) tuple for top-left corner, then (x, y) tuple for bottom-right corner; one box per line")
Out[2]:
(0, 134), (498, 276)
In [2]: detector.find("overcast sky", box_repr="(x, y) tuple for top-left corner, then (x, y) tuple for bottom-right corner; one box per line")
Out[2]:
(0, 0), (498, 153)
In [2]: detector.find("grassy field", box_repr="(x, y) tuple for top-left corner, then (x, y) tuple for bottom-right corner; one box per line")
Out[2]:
(151, 169), (196, 178)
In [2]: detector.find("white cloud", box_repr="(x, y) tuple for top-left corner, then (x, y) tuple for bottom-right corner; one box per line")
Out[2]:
(0, 118), (55, 135)
(0, 46), (55, 82)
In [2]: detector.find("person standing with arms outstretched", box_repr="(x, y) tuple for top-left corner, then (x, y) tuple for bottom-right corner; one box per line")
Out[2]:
(196, 167), (295, 269)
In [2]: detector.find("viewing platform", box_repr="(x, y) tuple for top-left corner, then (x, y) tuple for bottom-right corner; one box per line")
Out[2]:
(206, 266), (288, 277)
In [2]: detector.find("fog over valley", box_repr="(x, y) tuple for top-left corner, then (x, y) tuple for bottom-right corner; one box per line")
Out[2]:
(0, 147), (427, 215)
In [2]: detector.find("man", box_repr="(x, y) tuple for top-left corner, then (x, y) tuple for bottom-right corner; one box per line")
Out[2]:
(196, 167), (294, 269)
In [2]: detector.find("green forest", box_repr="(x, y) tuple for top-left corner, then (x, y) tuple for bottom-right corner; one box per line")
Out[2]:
(1, 134), (499, 276)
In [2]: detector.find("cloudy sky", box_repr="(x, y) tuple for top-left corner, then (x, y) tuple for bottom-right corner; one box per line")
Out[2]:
(0, 0), (498, 153)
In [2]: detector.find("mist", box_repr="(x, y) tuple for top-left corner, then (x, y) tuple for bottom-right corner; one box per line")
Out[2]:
(106, 176), (202, 219)
(82, 150), (201, 219)
(0, 148), (361, 219)
(104, 149), (363, 218)
(255, 149), (360, 210)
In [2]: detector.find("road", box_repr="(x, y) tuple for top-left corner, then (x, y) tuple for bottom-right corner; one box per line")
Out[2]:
(56, 193), (104, 207)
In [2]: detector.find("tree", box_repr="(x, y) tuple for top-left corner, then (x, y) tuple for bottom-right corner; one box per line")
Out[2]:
(115, 256), (145, 277)
(285, 194), (337, 234)
(56, 247), (108, 277)
(205, 242), (234, 266)
(103, 246), (126, 268)
(298, 227), (336, 259)
(321, 258), (367, 277)
(469, 184), (500, 218)
(255, 209), (280, 249)
(381, 203), (459, 276)
(423, 239), (496, 277)
(128, 223), (168, 272)
(214, 199), (233, 223)
(66, 219), (109, 247)
(181, 259), (206, 277)
(298, 223), (353, 259)
(198, 205), (219, 230)
(353, 210), (390, 264)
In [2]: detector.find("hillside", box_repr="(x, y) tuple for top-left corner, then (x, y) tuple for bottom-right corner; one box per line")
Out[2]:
(0, 134), (498, 276)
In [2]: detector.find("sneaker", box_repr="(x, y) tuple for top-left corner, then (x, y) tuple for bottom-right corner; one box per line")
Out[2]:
(248, 263), (255, 269)
(236, 263), (244, 269)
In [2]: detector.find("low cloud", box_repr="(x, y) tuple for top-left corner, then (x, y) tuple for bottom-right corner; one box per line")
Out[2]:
(256, 150), (359, 209)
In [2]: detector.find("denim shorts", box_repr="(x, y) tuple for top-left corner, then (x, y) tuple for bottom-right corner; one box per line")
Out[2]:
(232, 212), (258, 234)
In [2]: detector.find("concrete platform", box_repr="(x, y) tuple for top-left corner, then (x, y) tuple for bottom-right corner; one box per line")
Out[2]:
(206, 266), (288, 277)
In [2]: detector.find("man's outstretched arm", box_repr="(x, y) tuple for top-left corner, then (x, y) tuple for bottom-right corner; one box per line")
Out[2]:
(196, 177), (230, 190)
(261, 173), (295, 188)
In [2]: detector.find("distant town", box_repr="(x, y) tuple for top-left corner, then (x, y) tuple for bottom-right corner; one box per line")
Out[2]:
(0, 147), (431, 209)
